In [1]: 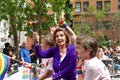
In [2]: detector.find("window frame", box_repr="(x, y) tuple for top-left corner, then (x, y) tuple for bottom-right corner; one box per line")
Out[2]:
(75, 2), (81, 12)
(83, 1), (89, 12)
(97, 1), (102, 10)
(104, 1), (110, 12)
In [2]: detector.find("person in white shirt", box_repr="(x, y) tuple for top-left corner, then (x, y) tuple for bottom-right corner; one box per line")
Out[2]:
(76, 34), (111, 80)
(36, 34), (54, 80)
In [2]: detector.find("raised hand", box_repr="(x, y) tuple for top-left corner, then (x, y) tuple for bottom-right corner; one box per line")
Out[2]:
(33, 32), (40, 43)
(60, 10), (65, 25)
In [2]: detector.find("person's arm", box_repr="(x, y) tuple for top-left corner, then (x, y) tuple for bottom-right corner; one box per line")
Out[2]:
(38, 58), (53, 80)
(34, 44), (55, 58)
(44, 77), (52, 80)
(60, 11), (76, 45)
(30, 52), (35, 56)
(65, 26), (76, 45)
(19, 49), (25, 62)
(77, 74), (84, 80)
(33, 32), (55, 58)
(77, 58), (84, 80)
(38, 70), (53, 80)
(33, 32), (40, 46)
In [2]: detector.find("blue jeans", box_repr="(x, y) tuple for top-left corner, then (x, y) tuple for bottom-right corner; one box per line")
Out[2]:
(114, 64), (120, 73)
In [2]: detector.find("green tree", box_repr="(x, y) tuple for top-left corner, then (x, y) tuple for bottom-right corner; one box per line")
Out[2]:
(74, 20), (95, 37)
(97, 33), (107, 47)
(73, 6), (96, 37)
(0, 0), (72, 57)
(108, 12), (120, 46)
(88, 6), (94, 15)
(73, 6), (107, 46)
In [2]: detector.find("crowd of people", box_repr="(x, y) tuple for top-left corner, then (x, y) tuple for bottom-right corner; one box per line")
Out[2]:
(97, 45), (120, 75)
(2, 42), (18, 75)
(1, 11), (120, 80)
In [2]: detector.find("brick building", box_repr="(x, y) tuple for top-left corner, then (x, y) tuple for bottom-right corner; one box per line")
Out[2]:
(26, 0), (120, 48)
(72, 0), (120, 46)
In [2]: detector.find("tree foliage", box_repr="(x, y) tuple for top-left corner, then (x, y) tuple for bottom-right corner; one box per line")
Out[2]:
(0, 0), (72, 56)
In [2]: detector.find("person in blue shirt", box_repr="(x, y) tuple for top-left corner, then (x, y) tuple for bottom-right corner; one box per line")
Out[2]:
(19, 42), (31, 63)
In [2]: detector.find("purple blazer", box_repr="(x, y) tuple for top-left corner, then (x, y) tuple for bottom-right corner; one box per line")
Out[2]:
(34, 44), (77, 80)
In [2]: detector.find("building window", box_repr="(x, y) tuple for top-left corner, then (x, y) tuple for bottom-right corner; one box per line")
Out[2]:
(119, 0), (120, 10)
(97, 1), (102, 10)
(75, 2), (81, 12)
(83, 2), (89, 11)
(104, 1), (110, 12)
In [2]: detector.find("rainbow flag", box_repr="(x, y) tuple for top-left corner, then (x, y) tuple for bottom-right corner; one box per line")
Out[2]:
(0, 53), (11, 80)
